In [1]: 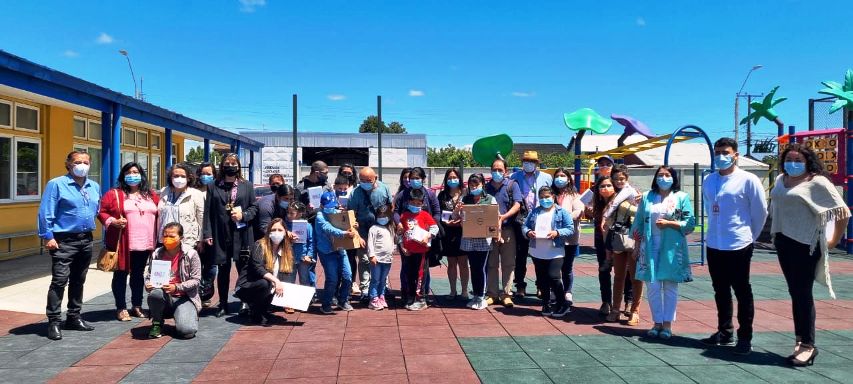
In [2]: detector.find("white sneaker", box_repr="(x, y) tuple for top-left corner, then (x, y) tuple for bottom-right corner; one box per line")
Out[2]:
(471, 297), (489, 310)
(565, 292), (574, 306)
(465, 298), (478, 309)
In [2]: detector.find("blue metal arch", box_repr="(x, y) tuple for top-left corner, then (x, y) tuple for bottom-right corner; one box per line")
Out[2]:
(664, 125), (715, 172)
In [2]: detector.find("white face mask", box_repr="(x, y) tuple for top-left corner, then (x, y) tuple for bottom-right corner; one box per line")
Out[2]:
(72, 164), (90, 178)
(269, 231), (285, 245)
(172, 176), (188, 189)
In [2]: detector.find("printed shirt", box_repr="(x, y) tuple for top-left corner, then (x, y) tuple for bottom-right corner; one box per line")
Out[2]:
(400, 210), (438, 254)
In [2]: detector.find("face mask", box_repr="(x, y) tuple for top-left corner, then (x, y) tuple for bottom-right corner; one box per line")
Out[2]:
(714, 154), (734, 171)
(200, 175), (215, 185)
(376, 217), (390, 226)
(72, 163), (89, 178)
(224, 165), (239, 176)
(447, 179), (460, 188)
(359, 182), (374, 191)
(323, 207), (338, 215)
(317, 173), (328, 184)
(270, 185), (280, 193)
(336, 190), (348, 197)
(656, 176), (674, 191)
(784, 161), (806, 177)
(469, 187), (482, 196)
(522, 162), (536, 173)
(407, 204), (422, 214)
(599, 188), (615, 198)
(269, 231), (285, 245)
(409, 179), (423, 189)
(554, 176), (568, 188)
(540, 198), (554, 209)
(163, 237), (180, 251)
(124, 174), (142, 186)
(172, 177), (188, 189)
(491, 171), (504, 182)
(278, 200), (290, 210)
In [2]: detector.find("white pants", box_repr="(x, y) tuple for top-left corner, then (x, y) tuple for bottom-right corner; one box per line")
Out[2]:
(647, 280), (678, 323)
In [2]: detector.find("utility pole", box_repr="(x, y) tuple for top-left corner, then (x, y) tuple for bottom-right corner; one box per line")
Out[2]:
(377, 95), (383, 181)
(292, 94), (298, 184)
(736, 93), (763, 157)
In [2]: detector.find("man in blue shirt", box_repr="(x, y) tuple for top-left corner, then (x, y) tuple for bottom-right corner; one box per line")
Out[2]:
(510, 151), (553, 297)
(347, 167), (392, 296)
(38, 151), (101, 340)
(485, 158), (522, 307)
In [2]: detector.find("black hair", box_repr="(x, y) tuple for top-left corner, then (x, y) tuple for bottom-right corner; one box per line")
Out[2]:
(491, 158), (508, 171)
(337, 163), (358, 186)
(714, 137), (738, 151)
(398, 167), (412, 193)
(268, 173), (284, 185)
(277, 184), (295, 197)
(650, 166), (681, 193)
(467, 173), (485, 195)
(311, 161), (328, 173)
(592, 175), (618, 219)
(333, 175), (350, 186)
(778, 143), (826, 176)
(168, 162), (196, 189)
(163, 222), (184, 237)
(611, 164), (629, 180)
(217, 153), (243, 181)
(118, 162), (151, 198)
(538, 185), (553, 198)
(289, 201), (306, 213)
(66, 150), (90, 163)
(194, 162), (216, 188)
(409, 167), (427, 180)
(551, 166), (576, 195)
(410, 187), (425, 202)
(442, 168), (463, 189)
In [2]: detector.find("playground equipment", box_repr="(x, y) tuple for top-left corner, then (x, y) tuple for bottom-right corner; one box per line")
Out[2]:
(818, 69), (853, 253)
(740, 85), (787, 131)
(471, 134), (513, 166)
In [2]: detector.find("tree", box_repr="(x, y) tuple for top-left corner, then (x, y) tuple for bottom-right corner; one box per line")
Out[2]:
(186, 146), (222, 165)
(359, 115), (407, 133)
(427, 145), (475, 167)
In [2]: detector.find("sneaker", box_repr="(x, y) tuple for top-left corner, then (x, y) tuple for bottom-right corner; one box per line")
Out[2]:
(368, 297), (383, 310)
(541, 304), (553, 316)
(700, 331), (735, 347)
(485, 296), (495, 306)
(733, 340), (752, 355)
(148, 321), (162, 339)
(501, 295), (514, 308)
(408, 300), (428, 311)
(465, 298), (478, 309)
(565, 292), (574, 306)
(320, 304), (334, 314)
(599, 303), (612, 316)
(514, 287), (526, 298)
(338, 302), (354, 311)
(380, 295), (389, 309)
(470, 297), (488, 310)
(551, 304), (571, 318)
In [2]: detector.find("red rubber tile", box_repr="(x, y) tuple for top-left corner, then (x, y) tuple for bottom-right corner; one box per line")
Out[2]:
(74, 347), (160, 366)
(502, 320), (562, 336)
(396, 313), (448, 326)
(101, 328), (172, 349)
(445, 313), (500, 325)
(230, 329), (291, 343)
(401, 337), (464, 355)
(338, 355), (406, 376)
(450, 323), (509, 338)
(398, 325), (455, 339)
(263, 378), (337, 384)
(267, 357), (339, 379)
(340, 339), (403, 356)
(287, 326), (346, 342)
(408, 370), (481, 384)
(281, 340), (343, 357)
(48, 365), (135, 384)
(344, 326), (400, 341)
(195, 359), (275, 381)
(404, 353), (473, 374)
(337, 373), (409, 384)
(215, 341), (285, 362)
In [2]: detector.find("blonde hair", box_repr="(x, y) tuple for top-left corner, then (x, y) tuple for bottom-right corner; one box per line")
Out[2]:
(260, 218), (293, 274)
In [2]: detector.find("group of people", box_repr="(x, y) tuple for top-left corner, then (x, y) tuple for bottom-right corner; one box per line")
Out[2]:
(37, 137), (848, 367)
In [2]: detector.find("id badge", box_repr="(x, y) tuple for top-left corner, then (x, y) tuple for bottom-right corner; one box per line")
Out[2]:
(712, 203), (720, 214)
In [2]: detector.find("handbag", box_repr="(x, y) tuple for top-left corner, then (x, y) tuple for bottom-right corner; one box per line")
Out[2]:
(97, 189), (122, 272)
(508, 179), (529, 227)
(607, 201), (635, 253)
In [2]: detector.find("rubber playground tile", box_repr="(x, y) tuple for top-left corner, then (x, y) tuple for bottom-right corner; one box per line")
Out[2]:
(401, 337), (463, 355)
(528, 350), (602, 369)
(642, 347), (735, 366)
(407, 370), (481, 384)
(466, 351), (538, 371)
(476, 368), (552, 384)
(0, 367), (65, 383)
(750, 331), (797, 347)
(396, 313), (448, 326)
(807, 363), (853, 383)
(610, 365), (694, 384)
(286, 326), (346, 342)
(340, 338), (402, 356)
(502, 320), (563, 336)
(759, 345), (851, 365)
(194, 358), (275, 381)
(261, 378), (337, 384)
(569, 334), (639, 350)
(47, 364), (135, 384)
(673, 364), (767, 384)
(445, 312), (501, 325)
(398, 324), (455, 339)
(546, 366), (627, 384)
(337, 354), (406, 376)
(74, 346), (160, 366)
(404, 353), (473, 374)
(215, 340), (284, 361)
(343, 325), (400, 341)
(736, 363), (838, 384)
(229, 328), (291, 343)
(513, 335), (580, 352)
(119, 362), (206, 383)
(585, 348), (668, 367)
(451, 322), (510, 338)
(267, 357), (339, 379)
(280, 340), (342, 357)
(458, 336), (522, 353)
(336, 373), (409, 384)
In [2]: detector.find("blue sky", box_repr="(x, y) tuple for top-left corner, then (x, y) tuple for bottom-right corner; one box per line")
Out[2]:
(3, 0), (851, 150)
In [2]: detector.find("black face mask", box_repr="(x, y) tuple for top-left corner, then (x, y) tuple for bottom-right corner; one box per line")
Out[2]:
(317, 173), (328, 184)
(224, 165), (240, 176)
(270, 184), (281, 193)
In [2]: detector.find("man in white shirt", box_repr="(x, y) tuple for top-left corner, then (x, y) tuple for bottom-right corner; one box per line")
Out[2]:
(700, 137), (768, 356)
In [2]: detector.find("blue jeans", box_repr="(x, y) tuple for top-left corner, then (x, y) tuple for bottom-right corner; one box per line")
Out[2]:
(296, 260), (314, 286)
(369, 263), (392, 299)
(319, 251), (351, 306)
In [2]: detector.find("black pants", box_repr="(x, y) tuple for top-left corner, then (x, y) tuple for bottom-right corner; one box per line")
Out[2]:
(707, 244), (755, 341)
(46, 232), (93, 322)
(234, 279), (273, 313)
(217, 253), (247, 310)
(774, 233), (820, 345)
(514, 223), (529, 291)
(562, 245), (578, 294)
(533, 257), (566, 307)
(112, 250), (151, 310)
(596, 229), (633, 305)
(468, 250), (489, 297)
(401, 253), (429, 302)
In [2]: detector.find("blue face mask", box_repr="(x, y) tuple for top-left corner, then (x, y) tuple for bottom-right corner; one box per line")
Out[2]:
(336, 190), (348, 197)
(656, 176), (674, 191)
(407, 204), (422, 214)
(200, 175), (215, 185)
(784, 161), (806, 177)
(522, 162), (536, 173)
(409, 179), (423, 189)
(447, 179), (460, 188)
(323, 207), (338, 215)
(554, 176), (568, 188)
(469, 187), (482, 196)
(124, 174), (142, 186)
(714, 154), (734, 171)
(491, 171), (505, 182)
(278, 200), (290, 210)
(540, 198), (554, 209)
(359, 182), (374, 191)
(376, 217), (390, 226)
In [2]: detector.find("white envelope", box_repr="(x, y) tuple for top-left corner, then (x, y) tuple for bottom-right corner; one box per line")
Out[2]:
(308, 186), (323, 208)
(291, 220), (309, 244)
(270, 283), (316, 311)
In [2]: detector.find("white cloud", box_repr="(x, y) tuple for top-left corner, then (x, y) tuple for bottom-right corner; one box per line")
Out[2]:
(63, 50), (79, 58)
(462, 144), (473, 151)
(512, 91), (534, 97)
(239, 0), (266, 12)
(636, 17), (646, 27)
(95, 32), (114, 44)
(408, 89), (425, 97)
(327, 94), (346, 101)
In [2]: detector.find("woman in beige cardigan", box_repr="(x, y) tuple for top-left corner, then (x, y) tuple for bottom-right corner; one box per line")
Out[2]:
(770, 143), (850, 367)
(158, 163), (206, 249)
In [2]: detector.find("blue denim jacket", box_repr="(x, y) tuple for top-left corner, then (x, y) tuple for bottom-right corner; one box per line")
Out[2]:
(314, 211), (348, 256)
(286, 220), (315, 262)
(522, 205), (574, 248)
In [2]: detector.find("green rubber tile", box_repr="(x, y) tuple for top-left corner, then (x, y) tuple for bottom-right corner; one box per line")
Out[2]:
(527, 350), (602, 369)
(610, 366), (693, 384)
(737, 363), (837, 383)
(513, 335), (580, 353)
(585, 348), (667, 367)
(477, 368), (553, 384)
(751, 331), (796, 347)
(625, 334), (705, 349)
(807, 363), (853, 383)
(644, 347), (734, 366)
(814, 330), (853, 346)
(569, 335), (638, 350)
(818, 344), (853, 358)
(546, 367), (626, 384)
(759, 345), (851, 365)
(459, 337), (521, 354)
(674, 364), (768, 384)
(826, 330), (853, 339)
(467, 352), (538, 372)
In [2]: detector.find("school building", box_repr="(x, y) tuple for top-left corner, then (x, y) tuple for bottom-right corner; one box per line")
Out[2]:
(0, 50), (263, 260)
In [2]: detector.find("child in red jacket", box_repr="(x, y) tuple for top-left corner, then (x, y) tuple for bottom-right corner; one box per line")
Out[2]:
(399, 188), (439, 310)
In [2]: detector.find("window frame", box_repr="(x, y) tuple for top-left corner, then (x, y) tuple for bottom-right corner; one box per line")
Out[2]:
(73, 117), (87, 139)
(151, 133), (161, 149)
(88, 119), (103, 141)
(122, 127), (137, 147)
(13, 102), (40, 133)
(151, 154), (161, 190)
(0, 99), (12, 129)
(11, 135), (42, 201)
(136, 130), (149, 149)
(0, 133), (12, 203)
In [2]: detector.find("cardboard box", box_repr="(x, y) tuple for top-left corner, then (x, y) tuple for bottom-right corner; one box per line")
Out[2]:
(461, 205), (500, 238)
(327, 210), (361, 250)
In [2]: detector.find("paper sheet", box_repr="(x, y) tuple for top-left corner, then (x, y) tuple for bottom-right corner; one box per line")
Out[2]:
(441, 210), (453, 222)
(308, 186), (323, 208)
(535, 214), (551, 239)
(291, 220), (309, 244)
(410, 225), (430, 243)
(149, 260), (171, 288)
(232, 206), (247, 229)
(270, 283), (316, 311)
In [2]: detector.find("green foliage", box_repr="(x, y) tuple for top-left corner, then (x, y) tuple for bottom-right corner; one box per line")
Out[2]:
(538, 152), (576, 169)
(186, 147), (222, 165)
(359, 115), (407, 133)
(427, 144), (474, 167)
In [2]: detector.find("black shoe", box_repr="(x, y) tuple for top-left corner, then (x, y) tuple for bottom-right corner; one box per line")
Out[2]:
(700, 331), (735, 347)
(263, 312), (287, 325)
(63, 317), (94, 331)
(541, 304), (553, 316)
(551, 304), (571, 318)
(47, 322), (62, 340)
(216, 308), (227, 318)
(733, 340), (752, 355)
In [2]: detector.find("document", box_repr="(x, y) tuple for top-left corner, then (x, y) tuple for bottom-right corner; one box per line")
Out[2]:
(441, 210), (453, 222)
(232, 206), (247, 229)
(291, 220), (309, 244)
(409, 225), (430, 243)
(271, 283), (316, 311)
(308, 186), (323, 208)
(149, 260), (171, 288)
(535, 213), (551, 239)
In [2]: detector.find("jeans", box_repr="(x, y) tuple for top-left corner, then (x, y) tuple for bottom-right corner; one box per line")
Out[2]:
(369, 262), (392, 299)
(401, 253), (429, 302)
(647, 280), (679, 323)
(513, 223), (530, 291)
(147, 288), (198, 338)
(707, 244), (755, 341)
(774, 233), (819, 345)
(611, 251), (643, 314)
(533, 257), (566, 307)
(296, 261), (314, 286)
(487, 226), (516, 297)
(112, 250), (151, 310)
(562, 244), (578, 293)
(46, 232), (93, 321)
(319, 251), (352, 306)
(468, 250), (489, 298)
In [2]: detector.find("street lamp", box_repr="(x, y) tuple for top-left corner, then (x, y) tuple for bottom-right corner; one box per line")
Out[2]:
(734, 65), (763, 142)
(118, 50), (139, 99)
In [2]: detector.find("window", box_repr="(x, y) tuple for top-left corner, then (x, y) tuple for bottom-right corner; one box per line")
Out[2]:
(137, 131), (148, 148)
(121, 151), (136, 168)
(137, 152), (149, 176)
(0, 137), (10, 200)
(171, 143), (178, 165)
(88, 120), (102, 141)
(122, 128), (136, 146)
(73, 118), (87, 138)
(0, 136), (41, 202)
(151, 133), (161, 149)
(151, 155), (161, 189)
(15, 104), (39, 132)
(0, 100), (10, 128)
(73, 145), (102, 186)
